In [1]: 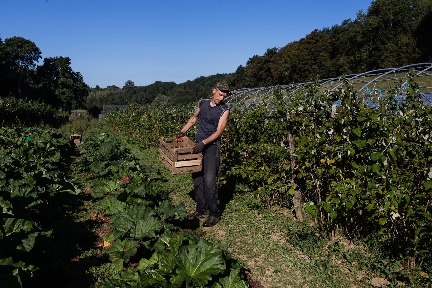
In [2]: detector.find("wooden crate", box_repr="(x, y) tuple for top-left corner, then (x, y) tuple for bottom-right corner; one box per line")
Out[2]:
(70, 134), (82, 146)
(159, 136), (202, 175)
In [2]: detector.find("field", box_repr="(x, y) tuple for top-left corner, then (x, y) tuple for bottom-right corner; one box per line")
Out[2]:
(2, 74), (432, 287)
(99, 77), (432, 287)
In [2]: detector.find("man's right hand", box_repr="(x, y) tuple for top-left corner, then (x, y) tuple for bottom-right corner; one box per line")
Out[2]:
(175, 131), (185, 142)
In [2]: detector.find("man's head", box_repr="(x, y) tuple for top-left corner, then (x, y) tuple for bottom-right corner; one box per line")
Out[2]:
(215, 82), (230, 93)
(212, 82), (230, 105)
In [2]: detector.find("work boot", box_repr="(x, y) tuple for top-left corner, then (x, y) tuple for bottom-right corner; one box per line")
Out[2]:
(187, 210), (208, 220)
(203, 216), (220, 227)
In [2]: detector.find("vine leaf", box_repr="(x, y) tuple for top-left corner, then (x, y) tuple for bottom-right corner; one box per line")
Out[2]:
(352, 127), (361, 137)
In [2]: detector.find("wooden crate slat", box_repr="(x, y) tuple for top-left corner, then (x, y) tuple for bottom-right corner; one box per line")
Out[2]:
(174, 159), (202, 168)
(159, 142), (176, 162)
(159, 148), (174, 166)
(162, 137), (194, 147)
(174, 147), (196, 154)
(177, 153), (202, 161)
(159, 156), (202, 175)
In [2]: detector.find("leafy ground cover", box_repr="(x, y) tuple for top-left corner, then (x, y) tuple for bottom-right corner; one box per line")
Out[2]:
(100, 76), (432, 287)
(1, 122), (249, 287)
(0, 74), (432, 287)
(65, 125), (248, 287)
(0, 126), (96, 287)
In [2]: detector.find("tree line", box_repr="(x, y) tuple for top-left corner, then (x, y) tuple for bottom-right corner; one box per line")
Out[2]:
(0, 36), (88, 113)
(227, 0), (432, 89)
(88, 0), (432, 108)
(2, 0), (431, 116)
(86, 74), (230, 111)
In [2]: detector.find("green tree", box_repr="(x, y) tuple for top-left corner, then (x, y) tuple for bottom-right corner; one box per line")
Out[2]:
(329, 15), (366, 75)
(1, 36), (41, 98)
(380, 34), (420, 67)
(280, 30), (333, 83)
(226, 65), (245, 90)
(415, 8), (432, 61)
(361, 0), (427, 69)
(242, 48), (279, 87)
(88, 105), (101, 118)
(37, 56), (88, 111)
(124, 80), (135, 87)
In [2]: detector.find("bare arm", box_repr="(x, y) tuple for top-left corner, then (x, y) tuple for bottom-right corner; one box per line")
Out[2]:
(202, 109), (230, 145)
(180, 101), (200, 133)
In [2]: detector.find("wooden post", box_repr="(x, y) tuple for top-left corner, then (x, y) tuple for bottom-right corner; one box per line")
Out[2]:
(331, 103), (337, 118)
(286, 111), (304, 221)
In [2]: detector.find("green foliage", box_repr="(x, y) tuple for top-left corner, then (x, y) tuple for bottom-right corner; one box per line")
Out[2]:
(101, 73), (432, 285)
(216, 267), (249, 288)
(176, 238), (226, 286)
(77, 130), (136, 182)
(98, 233), (235, 287)
(88, 105), (102, 118)
(222, 104), (293, 205)
(37, 56), (88, 111)
(0, 36), (41, 99)
(0, 96), (69, 127)
(73, 130), (248, 287)
(0, 36), (88, 121)
(86, 74), (230, 108)
(103, 103), (196, 147)
(279, 30), (333, 84)
(92, 63), (432, 287)
(0, 127), (76, 286)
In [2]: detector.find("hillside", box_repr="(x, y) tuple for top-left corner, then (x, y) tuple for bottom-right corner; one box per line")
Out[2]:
(85, 0), (432, 110)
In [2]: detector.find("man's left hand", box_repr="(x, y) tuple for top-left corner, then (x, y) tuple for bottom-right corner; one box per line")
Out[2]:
(192, 141), (205, 153)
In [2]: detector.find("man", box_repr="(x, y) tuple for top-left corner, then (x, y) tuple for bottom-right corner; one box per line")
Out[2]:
(176, 82), (230, 227)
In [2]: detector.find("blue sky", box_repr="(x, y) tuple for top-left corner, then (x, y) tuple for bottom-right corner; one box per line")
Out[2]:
(1, 0), (373, 88)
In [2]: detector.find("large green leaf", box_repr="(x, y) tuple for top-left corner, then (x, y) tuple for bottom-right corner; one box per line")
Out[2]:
(98, 196), (127, 215)
(107, 239), (139, 271)
(217, 267), (248, 288)
(111, 205), (163, 239)
(304, 204), (318, 217)
(132, 217), (163, 239)
(16, 232), (38, 252)
(3, 218), (35, 236)
(370, 152), (382, 161)
(0, 257), (37, 288)
(111, 213), (134, 237)
(176, 238), (226, 286)
(156, 200), (187, 220)
(157, 251), (177, 273)
(352, 127), (361, 137)
(9, 184), (37, 199)
(0, 196), (13, 214)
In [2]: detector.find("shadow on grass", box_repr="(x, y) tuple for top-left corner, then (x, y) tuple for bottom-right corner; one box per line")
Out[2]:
(184, 176), (237, 218)
(217, 176), (238, 216)
(173, 218), (202, 231)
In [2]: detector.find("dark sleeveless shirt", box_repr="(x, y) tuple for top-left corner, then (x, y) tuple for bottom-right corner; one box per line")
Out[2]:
(195, 99), (230, 143)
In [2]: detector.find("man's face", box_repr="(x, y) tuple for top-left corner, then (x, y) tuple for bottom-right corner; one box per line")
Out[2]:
(212, 88), (228, 104)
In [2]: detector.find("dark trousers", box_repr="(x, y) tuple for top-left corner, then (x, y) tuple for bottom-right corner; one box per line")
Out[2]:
(192, 143), (220, 217)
